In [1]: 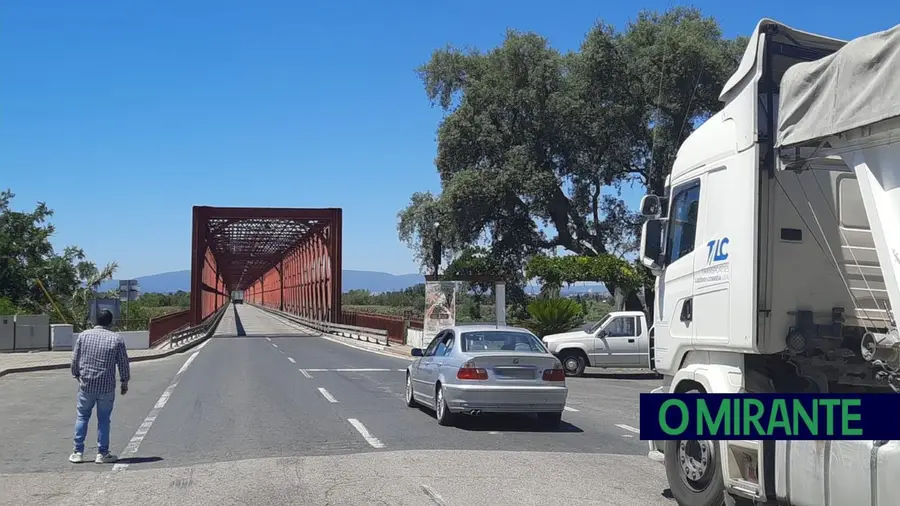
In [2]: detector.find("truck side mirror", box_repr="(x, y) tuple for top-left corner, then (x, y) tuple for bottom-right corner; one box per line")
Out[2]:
(640, 195), (666, 218)
(640, 219), (665, 276)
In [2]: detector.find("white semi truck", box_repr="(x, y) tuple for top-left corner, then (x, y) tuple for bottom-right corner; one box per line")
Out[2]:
(640, 19), (900, 506)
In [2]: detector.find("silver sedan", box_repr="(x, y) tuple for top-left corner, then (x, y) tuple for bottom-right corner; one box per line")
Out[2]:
(405, 325), (568, 427)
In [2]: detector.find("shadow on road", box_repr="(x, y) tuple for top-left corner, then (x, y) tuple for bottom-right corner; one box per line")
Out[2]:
(580, 372), (662, 380)
(115, 456), (163, 465)
(234, 306), (246, 337)
(418, 408), (584, 433)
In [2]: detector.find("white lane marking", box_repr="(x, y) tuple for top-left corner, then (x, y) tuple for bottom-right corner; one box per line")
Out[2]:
(616, 423), (641, 435)
(420, 484), (448, 506)
(266, 337), (271, 342)
(112, 348), (204, 471)
(317, 387), (338, 403)
(287, 357), (296, 364)
(197, 340), (210, 350)
(397, 369), (406, 371)
(272, 343), (278, 348)
(348, 418), (384, 448)
(564, 406), (578, 412)
(298, 368), (312, 379)
(488, 431), (501, 435)
(304, 368), (393, 372)
(622, 434), (634, 438)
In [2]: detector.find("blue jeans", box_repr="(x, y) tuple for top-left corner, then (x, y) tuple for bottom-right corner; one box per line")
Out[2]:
(73, 389), (115, 454)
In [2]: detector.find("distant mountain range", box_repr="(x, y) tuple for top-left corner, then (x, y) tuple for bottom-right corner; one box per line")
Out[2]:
(98, 269), (608, 296)
(98, 269), (426, 294)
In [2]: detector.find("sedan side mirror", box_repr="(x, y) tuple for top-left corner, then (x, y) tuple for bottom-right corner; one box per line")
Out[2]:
(410, 348), (424, 357)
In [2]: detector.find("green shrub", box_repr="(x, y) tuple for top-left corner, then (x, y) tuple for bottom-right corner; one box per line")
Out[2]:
(524, 298), (584, 338)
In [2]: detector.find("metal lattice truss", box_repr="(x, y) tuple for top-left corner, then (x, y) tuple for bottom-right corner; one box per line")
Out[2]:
(206, 217), (324, 290)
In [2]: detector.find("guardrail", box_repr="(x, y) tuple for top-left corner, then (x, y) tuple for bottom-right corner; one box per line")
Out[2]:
(251, 304), (391, 347)
(166, 303), (229, 348)
(149, 309), (192, 347)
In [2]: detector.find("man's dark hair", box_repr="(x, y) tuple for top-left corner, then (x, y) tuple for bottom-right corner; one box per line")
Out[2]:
(97, 309), (114, 328)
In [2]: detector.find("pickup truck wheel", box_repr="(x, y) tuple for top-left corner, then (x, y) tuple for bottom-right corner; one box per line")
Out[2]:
(560, 352), (586, 377)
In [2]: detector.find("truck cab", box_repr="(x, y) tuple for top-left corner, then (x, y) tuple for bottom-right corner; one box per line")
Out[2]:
(541, 310), (651, 376)
(639, 18), (900, 506)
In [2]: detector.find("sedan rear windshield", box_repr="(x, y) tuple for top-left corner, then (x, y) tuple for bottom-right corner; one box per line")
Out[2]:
(461, 331), (547, 353)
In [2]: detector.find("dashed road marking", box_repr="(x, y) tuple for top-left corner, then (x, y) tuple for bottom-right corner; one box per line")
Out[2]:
(564, 406), (578, 412)
(112, 348), (204, 471)
(348, 418), (384, 448)
(299, 368), (313, 379)
(272, 343), (278, 348)
(287, 357), (296, 364)
(622, 434), (634, 438)
(303, 368), (395, 372)
(266, 337), (271, 342)
(616, 423), (640, 435)
(420, 484), (448, 506)
(317, 387), (338, 403)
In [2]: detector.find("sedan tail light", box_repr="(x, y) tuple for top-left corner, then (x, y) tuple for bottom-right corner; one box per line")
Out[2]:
(542, 362), (566, 382)
(457, 360), (488, 380)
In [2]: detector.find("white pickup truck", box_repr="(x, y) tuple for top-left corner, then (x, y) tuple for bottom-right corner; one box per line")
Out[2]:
(541, 310), (652, 376)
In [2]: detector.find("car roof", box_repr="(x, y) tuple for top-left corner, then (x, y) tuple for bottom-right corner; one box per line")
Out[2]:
(448, 324), (535, 334)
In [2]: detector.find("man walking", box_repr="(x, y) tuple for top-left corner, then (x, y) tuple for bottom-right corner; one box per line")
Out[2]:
(69, 309), (130, 464)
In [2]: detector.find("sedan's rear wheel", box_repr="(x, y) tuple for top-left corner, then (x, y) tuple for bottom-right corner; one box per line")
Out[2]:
(435, 385), (455, 426)
(405, 373), (417, 407)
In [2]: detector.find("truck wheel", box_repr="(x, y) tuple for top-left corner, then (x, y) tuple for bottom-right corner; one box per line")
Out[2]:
(560, 351), (586, 377)
(664, 432), (724, 506)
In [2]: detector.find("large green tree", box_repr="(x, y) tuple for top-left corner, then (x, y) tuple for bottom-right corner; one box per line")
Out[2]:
(0, 189), (117, 328)
(398, 7), (746, 305)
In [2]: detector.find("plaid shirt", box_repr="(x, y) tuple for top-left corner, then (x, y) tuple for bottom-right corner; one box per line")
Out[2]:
(71, 326), (131, 394)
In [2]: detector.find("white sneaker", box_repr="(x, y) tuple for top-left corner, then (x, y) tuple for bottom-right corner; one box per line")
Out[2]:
(95, 453), (118, 464)
(69, 452), (83, 463)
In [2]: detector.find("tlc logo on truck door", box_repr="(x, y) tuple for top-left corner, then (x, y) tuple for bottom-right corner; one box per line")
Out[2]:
(696, 238), (730, 286)
(706, 237), (729, 265)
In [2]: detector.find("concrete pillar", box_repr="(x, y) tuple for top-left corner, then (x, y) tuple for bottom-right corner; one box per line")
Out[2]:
(495, 281), (507, 326)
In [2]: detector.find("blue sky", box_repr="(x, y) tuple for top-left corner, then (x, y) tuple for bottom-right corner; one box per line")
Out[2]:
(2, 1), (896, 279)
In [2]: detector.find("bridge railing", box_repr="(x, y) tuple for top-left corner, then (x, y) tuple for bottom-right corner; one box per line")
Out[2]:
(166, 303), (229, 349)
(250, 303), (391, 347)
(148, 310), (192, 347)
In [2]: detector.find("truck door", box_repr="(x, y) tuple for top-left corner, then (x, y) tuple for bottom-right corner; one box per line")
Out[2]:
(657, 180), (701, 358)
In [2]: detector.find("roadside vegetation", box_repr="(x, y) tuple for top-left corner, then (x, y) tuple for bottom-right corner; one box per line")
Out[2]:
(0, 189), (189, 331)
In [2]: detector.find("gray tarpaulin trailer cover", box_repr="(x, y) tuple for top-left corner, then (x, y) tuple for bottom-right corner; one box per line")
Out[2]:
(777, 23), (900, 148)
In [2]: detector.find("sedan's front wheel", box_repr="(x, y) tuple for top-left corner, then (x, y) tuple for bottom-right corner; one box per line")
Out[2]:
(405, 373), (417, 408)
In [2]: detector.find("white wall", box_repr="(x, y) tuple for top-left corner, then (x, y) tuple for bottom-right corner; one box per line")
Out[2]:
(51, 324), (74, 350)
(407, 328), (426, 349)
(119, 331), (150, 349)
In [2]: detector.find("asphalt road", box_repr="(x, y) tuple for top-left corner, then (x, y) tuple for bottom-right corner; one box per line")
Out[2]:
(0, 304), (672, 505)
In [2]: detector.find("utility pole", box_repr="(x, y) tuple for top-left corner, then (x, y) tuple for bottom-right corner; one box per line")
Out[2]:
(431, 221), (442, 278)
